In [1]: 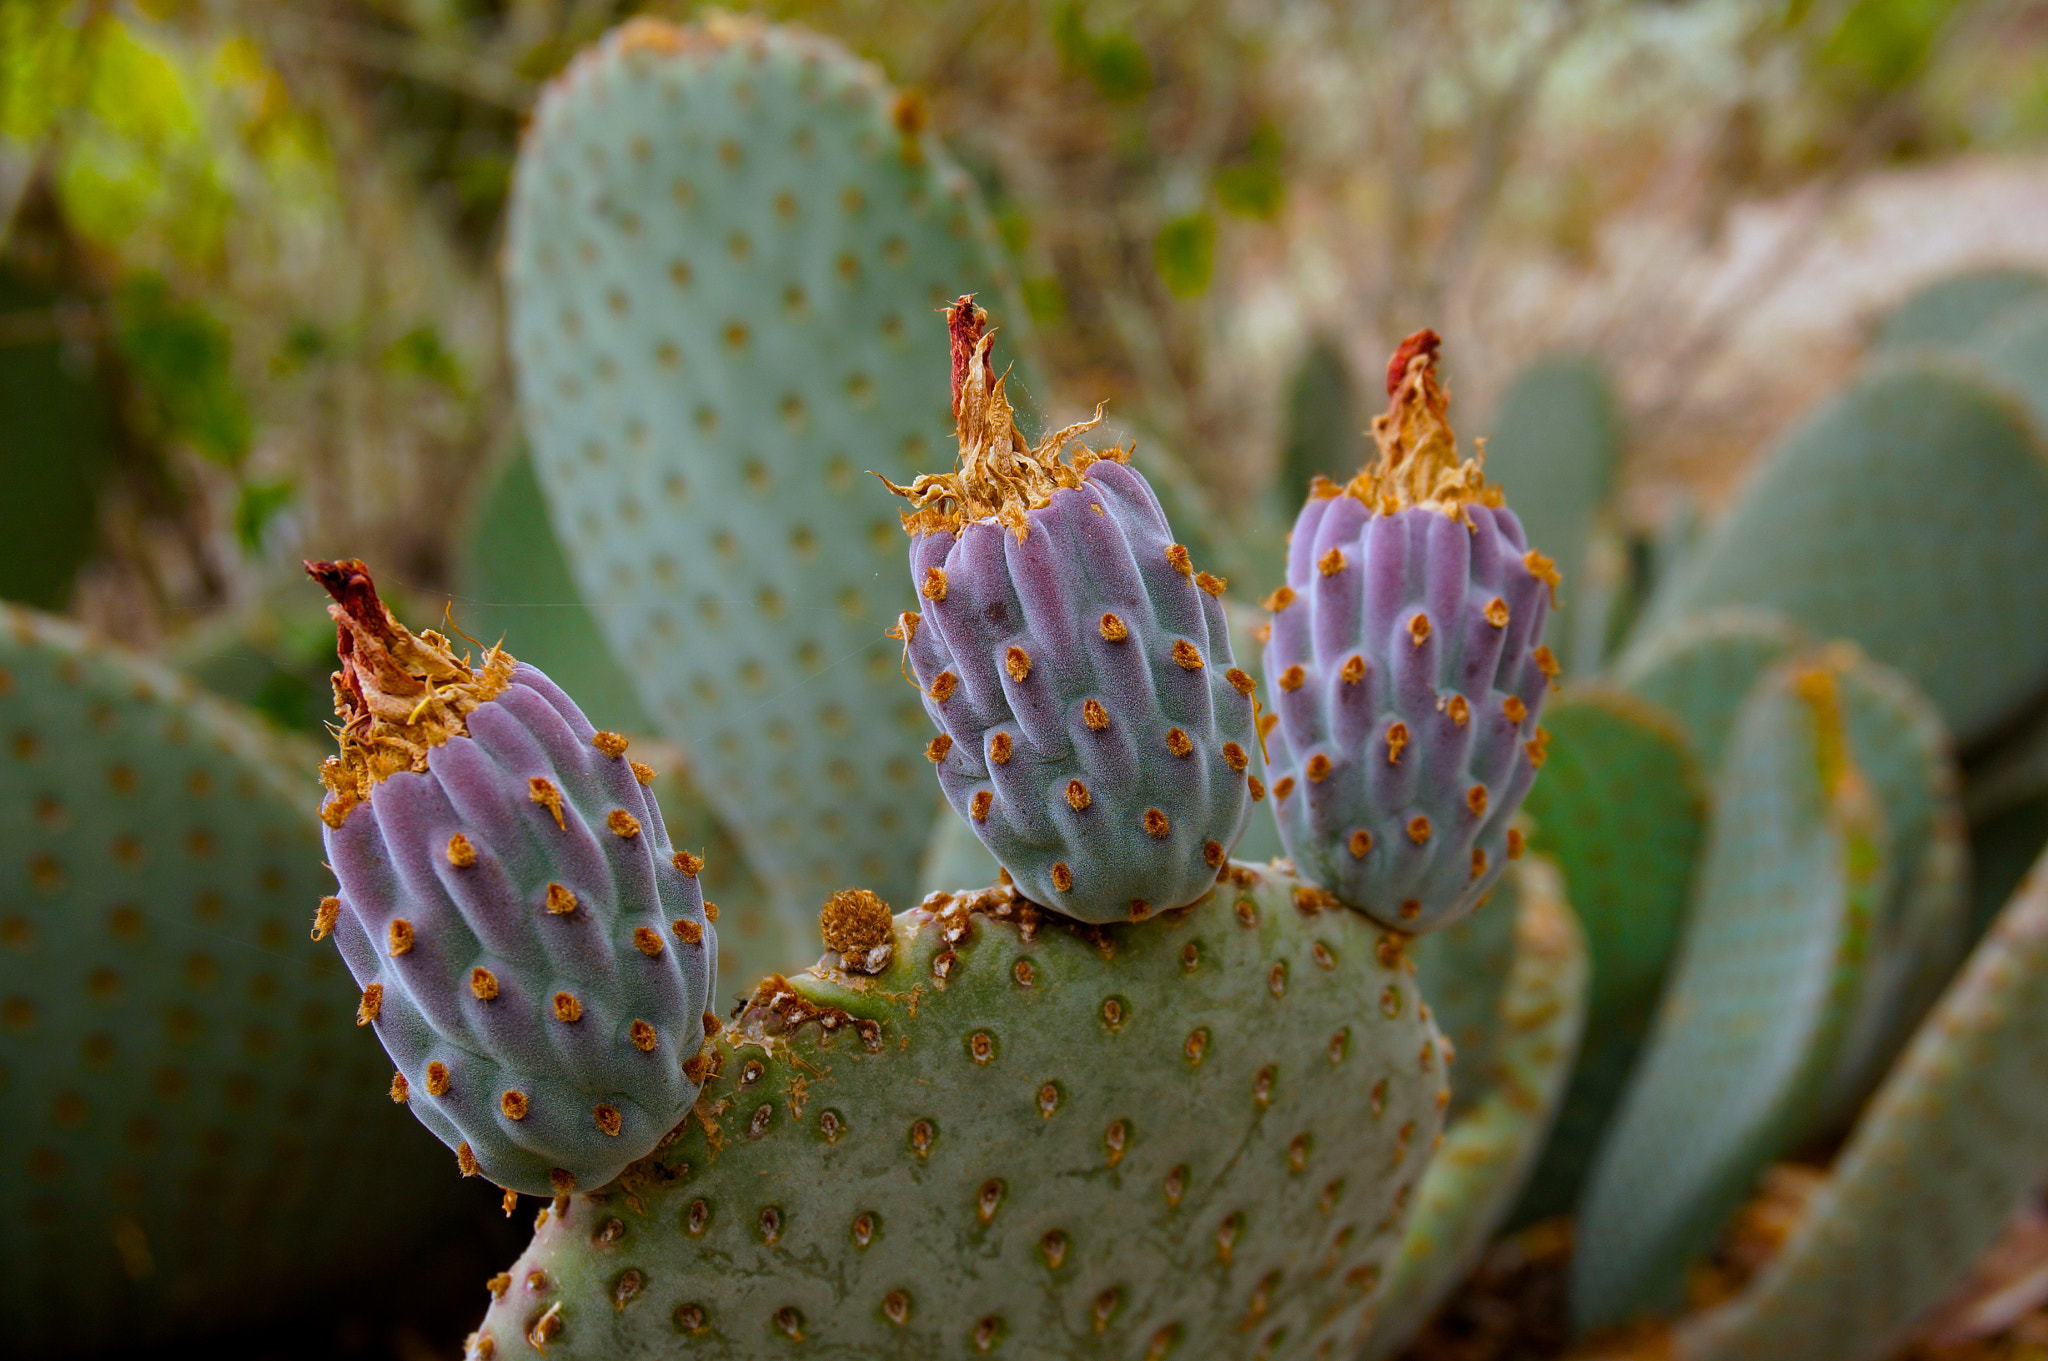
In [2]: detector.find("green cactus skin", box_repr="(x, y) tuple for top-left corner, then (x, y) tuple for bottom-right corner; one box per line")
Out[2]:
(1613, 606), (1809, 774)
(456, 447), (658, 738)
(1506, 685), (1706, 1227)
(1272, 336), (1363, 520)
(1633, 363), (2048, 744)
(1411, 862), (1519, 1123)
(1873, 267), (2048, 352)
(1360, 858), (1587, 1360)
(461, 865), (1447, 1361)
(1972, 299), (2048, 435)
(1477, 355), (1623, 677)
(455, 449), (799, 993)
(1809, 647), (1970, 1135)
(1571, 659), (1889, 1331)
(1676, 845), (2048, 1361)
(0, 604), (467, 1351)
(505, 15), (1020, 921)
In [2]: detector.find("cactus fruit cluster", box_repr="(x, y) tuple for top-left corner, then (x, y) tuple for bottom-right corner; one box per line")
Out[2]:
(882, 299), (1259, 924)
(308, 560), (718, 1198)
(1263, 330), (1556, 934)
(23, 15), (2048, 1361)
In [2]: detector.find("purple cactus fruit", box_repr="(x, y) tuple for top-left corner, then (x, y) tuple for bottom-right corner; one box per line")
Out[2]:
(308, 560), (717, 1198)
(1261, 331), (1557, 933)
(878, 300), (1259, 924)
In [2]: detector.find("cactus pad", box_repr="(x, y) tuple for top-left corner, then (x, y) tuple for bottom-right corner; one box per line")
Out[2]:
(1873, 267), (2048, 352)
(0, 603), (462, 1349)
(1263, 332), (1556, 933)
(1810, 647), (1969, 1132)
(1361, 859), (1587, 1359)
(887, 303), (1256, 923)
(1508, 685), (1706, 1225)
(1613, 606), (1809, 773)
(463, 864), (1446, 1360)
(506, 15), (1018, 918)
(1635, 362), (2048, 743)
(1571, 658), (1889, 1330)
(454, 450), (795, 996)
(310, 562), (716, 1197)
(1476, 354), (1622, 676)
(1973, 299), (2048, 434)
(1678, 845), (2048, 1361)
(1411, 866), (1520, 1122)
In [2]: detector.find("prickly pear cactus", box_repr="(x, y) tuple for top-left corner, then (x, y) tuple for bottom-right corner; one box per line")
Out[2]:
(1634, 362), (2048, 744)
(1410, 865), (1520, 1121)
(1476, 354), (1621, 676)
(884, 302), (1258, 924)
(465, 865), (1447, 1360)
(456, 447), (657, 738)
(1572, 658), (1889, 1330)
(1873, 267), (2048, 352)
(1809, 646), (1969, 1132)
(1977, 296), (2048, 414)
(506, 15), (1020, 920)
(1678, 844), (2048, 1361)
(1509, 686), (1705, 1226)
(1613, 606), (1809, 772)
(308, 562), (717, 1197)
(1263, 331), (1556, 933)
(1361, 858), (1587, 1359)
(0, 603), (464, 1351)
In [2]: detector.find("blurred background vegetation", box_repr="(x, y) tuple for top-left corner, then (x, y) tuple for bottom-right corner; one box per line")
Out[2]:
(6, 0), (2048, 719)
(6, 3), (2048, 1358)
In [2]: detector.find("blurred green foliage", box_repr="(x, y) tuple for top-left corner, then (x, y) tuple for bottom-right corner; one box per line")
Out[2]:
(1154, 210), (1215, 298)
(0, 263), (114, 609)
(113, 271), (247, 466)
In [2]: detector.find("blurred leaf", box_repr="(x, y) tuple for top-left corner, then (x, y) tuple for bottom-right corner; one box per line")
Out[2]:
(1052, 2), (1152, 102)
(1021, 275), (1066, 323)
(0, 2), (92, 141)
(1214, 121), (1285, 219)
(1153, 211), (1215, 299)
(1818, 0), (1950, 98)
(996, 207), (1031, 259)
(272, 320), (328, 376)
(383, 324), (466, 394)
(232, 477), (293, 554)
(113, 271), (249, 467)
(454, 150), (511, 216)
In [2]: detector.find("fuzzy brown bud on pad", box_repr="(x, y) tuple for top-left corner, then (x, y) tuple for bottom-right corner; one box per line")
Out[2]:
(820, 888), (894, 954)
